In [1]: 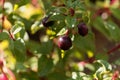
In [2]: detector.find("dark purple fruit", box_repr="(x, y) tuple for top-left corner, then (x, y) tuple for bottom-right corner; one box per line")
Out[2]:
(43, 21), (54, 27)
(42, 15), (54, 27)
(42, 16), (49, 27)
(58, 35), (72, 50)
(42, 16), (49, 25)
(77, 22), (88, 36)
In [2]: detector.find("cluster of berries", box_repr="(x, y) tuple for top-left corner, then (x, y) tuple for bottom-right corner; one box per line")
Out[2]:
(42, 14), (88, 50)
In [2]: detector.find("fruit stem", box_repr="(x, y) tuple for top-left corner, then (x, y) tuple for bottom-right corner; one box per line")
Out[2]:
(65, 29), (70, 36)
(8, 30), (15, 40)
(107, 44), (120, 54)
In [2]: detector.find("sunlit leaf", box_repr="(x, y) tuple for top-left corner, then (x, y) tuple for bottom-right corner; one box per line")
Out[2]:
(11, 21), (25, 39)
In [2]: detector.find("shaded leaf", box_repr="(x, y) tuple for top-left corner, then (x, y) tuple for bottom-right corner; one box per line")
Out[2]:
(0, 32), (9, 40)
(12, 39), (26, 62)
(48, 72), (67, 80)
(26, 40), (41, 54)
(73, 32), (95, 52)
(93, 17), (110, 38)
(96, 60), (112, 71)
(38, 55), (53, 76)
(110, 8), (120, 20)
(104, 20), (120, 42)
(66, 16), (76, 28)
(39, 40), (53, 54)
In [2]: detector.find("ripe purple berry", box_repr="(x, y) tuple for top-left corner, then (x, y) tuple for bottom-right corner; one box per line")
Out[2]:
(43, 21), (54, 27)
(77, 22), (88, 36)
(42, 15), (54, 27)
(58, 35), (72, 50)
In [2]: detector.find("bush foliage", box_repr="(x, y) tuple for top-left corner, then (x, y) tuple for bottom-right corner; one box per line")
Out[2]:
(0, 0), (120, 80)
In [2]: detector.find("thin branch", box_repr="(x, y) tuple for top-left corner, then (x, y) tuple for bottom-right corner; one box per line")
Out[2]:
(107, 44), (120, 54)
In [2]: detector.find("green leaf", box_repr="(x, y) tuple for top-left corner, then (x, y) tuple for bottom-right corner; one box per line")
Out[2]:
(15, 62), (27, 72)
(104, 21), (120, 42)
(41, 0), (53, 12)
(93, 17), (110, 38)
(51, 14), (66, 21)
(110, 8), (120, 20)
(17, 0), (31, 7)
(48, 72), (67, 80)
(12, 39), (26, 62)
(53, 21), (66, 34)
(81, 75), (93, 80)
(38, 55), (53, 76)
(76, 1), (86, 10)
(9, 39), (15, 55)
(72, 0), (80, 8)
(65, 0), (73, 8)
(82, 11), (90, 23)
(0, 32), (9, 40)
(19, 70), (38, 80)
(114, 58), (120, 65)
(96, 60), (112, 71)
(8, 0), (30, 6)
(57, 27), (66, 36)
(27, 57), (38, 70)
(65, 0), (85, 10)
(26, 41), (41, 54)
(39, 40), (53, 54)
(95, 53), (109, 61)
(11, 21), (25, 39)
(73, 31), (95, 52)
(94, 67), (105, 79)
(8, 13), (32, 30)
(93, 17), (120, 41)
(85, 63), (95, 71)
(94, 60), (112, 79)
(71, 72), (93, 80)
(66, 16), (76, 28)
(103, 77), (112, 80)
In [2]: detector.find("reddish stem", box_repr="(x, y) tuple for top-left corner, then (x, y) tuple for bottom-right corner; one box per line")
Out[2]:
(8, 30), (15, 40)
(65, 29), (70, 36)
(107, 44), (120, 54)
(1, 0), (5, 31)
